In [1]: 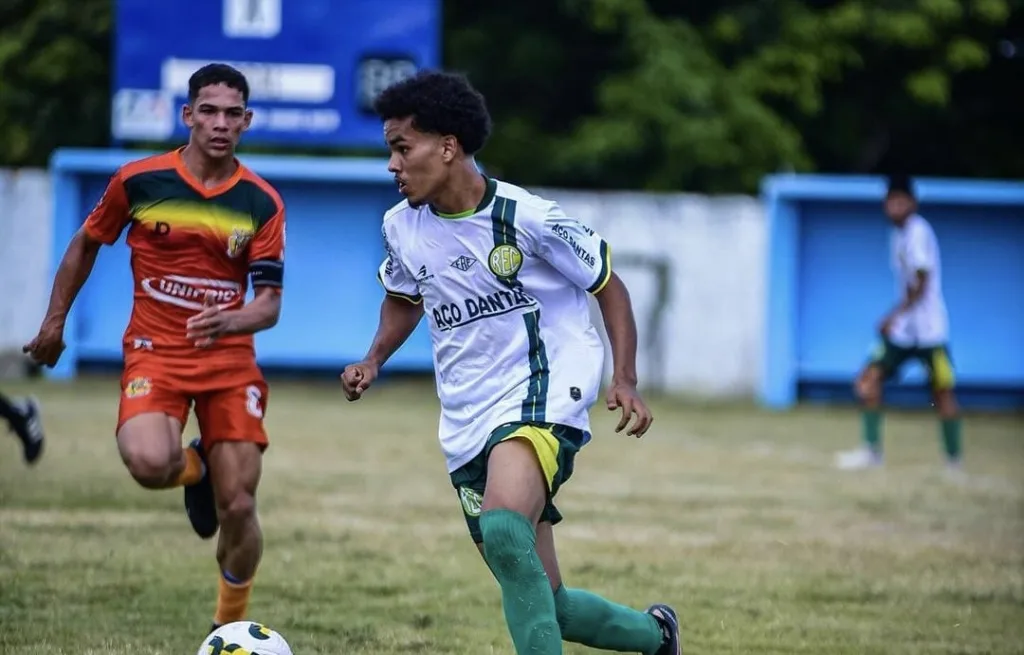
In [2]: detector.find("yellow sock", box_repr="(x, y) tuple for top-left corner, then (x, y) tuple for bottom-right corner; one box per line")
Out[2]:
(173, 447), (204, 487)
(214, 574), (253, 626)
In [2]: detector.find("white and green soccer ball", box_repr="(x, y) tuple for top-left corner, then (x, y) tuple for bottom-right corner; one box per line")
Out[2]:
(196, 621), (294, 655)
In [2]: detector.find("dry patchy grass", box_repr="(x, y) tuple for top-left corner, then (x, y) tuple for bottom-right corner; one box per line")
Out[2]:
(1, 376), (1021, 654)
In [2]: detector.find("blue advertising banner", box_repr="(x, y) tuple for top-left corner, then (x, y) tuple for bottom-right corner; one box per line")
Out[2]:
(112, 0), (441, 148)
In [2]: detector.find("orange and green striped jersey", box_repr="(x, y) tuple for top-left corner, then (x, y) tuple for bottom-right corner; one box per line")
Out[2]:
(83, 147), (285, 358)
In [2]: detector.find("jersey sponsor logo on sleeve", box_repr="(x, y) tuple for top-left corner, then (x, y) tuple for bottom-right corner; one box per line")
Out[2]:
(382, 232), (400, 278)
(431, 287), (537, 332)
(141, 275), (242, 310)
(550, 224), (597, 268)
(573, 219), (596, 236)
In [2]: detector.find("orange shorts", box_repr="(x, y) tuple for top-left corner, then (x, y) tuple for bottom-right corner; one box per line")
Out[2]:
(118, 351), (270, 449)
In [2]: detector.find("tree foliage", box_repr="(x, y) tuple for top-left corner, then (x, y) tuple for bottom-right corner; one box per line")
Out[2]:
(0, 0), (112, 167)
(446, 0), (1022, 192)
(0, 0), (1020, 193)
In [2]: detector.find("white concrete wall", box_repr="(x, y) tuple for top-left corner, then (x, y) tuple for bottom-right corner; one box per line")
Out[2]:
(0, 169), (52, 363)
(535, 188), (766, 399)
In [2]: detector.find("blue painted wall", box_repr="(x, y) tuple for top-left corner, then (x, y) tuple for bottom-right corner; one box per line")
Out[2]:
(47, 148), (435, 380)
(760, 174), (1024, 410)
(46, 151), (1024, 411)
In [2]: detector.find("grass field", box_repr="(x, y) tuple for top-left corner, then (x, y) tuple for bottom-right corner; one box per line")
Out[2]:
(1, 376), (1022, 654)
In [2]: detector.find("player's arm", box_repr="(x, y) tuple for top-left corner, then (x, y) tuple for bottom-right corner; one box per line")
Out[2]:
(594, 273), (639, 387)
(880, 273), (928, 336)
(341, 294), (423, 401)
(341, 231), (423, 400)
(533, 205), (651, 436)
(532, 207), (632, 383)
(900, 270), (929, 309)
(881, 227), (932, 331)
(365, 296), (425, 369)
(25, 173), (130, 365)
(227, 207), (287, 335)
(46, 173), (131, 325)
(222, 286), (282, 335)
(366, 228), (424, 367)
(40, 230), (104, 328)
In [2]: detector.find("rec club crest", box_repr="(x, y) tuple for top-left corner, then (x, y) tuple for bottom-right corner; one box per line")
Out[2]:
(124, 377), (152, 399)
(227, 227), (254, 258)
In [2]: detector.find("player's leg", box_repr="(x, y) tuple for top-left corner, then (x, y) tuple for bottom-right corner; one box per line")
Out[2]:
(535, 521), (681, 655)
(922, 345), (963, 467)
(182, 434), (219, 539)
(477, 431), (560, 654)
(846, 361), (886, 466)
(841, 339), (905, 469)
(0, 391), (44, 464)
(195, 380), (269, 630)
(459, 423), (679, 655)
(116, 413), (188, 487)
(116, 370), (201, 489)
(207, 440), (263, 629)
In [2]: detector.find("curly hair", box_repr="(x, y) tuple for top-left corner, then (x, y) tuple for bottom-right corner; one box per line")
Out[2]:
(373, 70), (492, 155)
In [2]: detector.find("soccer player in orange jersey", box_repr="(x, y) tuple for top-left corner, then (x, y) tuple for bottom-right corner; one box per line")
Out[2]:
(23, 64), (285, 634)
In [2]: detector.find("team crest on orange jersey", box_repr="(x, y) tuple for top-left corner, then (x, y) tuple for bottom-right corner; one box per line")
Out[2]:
(227, 228), (254, 258)
(124, 377), (152, 399)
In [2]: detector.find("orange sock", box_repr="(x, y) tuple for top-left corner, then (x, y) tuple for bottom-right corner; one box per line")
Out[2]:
(173, 447), (204, 487)
(214, 574), (254, 626)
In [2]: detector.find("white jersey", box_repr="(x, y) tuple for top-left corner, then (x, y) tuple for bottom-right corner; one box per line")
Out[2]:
(888, 213), (949, 347)
(377, 177), (611, 472)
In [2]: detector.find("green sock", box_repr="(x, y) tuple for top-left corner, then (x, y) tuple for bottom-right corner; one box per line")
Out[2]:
(941, 418), (962, 461)
(480, 509), (561, 654)
(861, 410), (882, 454)
(554, 585), (663, 655)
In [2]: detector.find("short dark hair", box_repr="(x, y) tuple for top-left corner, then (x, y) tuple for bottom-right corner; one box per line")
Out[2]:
(188, 63), (250, 105)
(373, 70), (492, 155)
(886, 173), (916, 199)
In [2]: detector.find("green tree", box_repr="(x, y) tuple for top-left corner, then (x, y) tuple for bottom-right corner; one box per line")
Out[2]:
(0, 0), (112, 167)
(548, 0), (1019, 191)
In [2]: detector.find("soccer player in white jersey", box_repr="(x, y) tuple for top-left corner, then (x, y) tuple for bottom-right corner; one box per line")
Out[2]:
(836, 174), (963, 471)
(340, 71), (682, 655)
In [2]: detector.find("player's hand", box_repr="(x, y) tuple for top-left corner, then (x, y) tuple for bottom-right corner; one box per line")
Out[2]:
(22, 316), (66, 368)
(186, 292), (231, 348)
(341, 360), (379, 402)
(606, 379), (653, 438)
(877, 315), (894, 337)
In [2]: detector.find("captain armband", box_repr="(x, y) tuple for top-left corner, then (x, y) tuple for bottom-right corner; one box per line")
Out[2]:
(249, 259), (284, 288)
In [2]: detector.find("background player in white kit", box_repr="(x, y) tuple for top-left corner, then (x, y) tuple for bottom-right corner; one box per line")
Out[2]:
(837, 174), (964, 471)
(340, 71), (682, 655)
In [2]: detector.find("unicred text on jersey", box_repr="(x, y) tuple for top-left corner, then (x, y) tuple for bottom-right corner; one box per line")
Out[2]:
(82, 148), (286, 360)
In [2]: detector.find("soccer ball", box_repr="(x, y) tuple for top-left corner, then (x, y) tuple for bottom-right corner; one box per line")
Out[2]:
(196, 621), (294, 655)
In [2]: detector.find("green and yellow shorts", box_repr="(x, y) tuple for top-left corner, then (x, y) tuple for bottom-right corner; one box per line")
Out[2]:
(868, 338), (957, 390)
(449, 421), (590, 543)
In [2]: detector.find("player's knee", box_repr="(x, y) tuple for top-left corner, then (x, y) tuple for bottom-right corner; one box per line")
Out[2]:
(480, 509), (537, 578)
(122, 448), (176, 488)
(216, 490), (257, 528)
(933, 390), (959, 418)
(855, 372), (881, 404)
